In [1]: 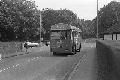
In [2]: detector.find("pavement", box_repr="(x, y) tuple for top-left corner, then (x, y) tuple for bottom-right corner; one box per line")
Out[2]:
(67, 43), (97, 80)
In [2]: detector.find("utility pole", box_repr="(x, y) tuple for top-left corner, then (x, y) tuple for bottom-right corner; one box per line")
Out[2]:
(39, 10), (42, 44)
(116, 11), (118, 23)
(97, 0), (99, 39)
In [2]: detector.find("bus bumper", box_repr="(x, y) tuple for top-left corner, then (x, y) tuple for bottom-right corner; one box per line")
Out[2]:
(50, 48), (72, 54)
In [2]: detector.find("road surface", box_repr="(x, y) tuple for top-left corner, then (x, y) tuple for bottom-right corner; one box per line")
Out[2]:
(67, 46), (97, 80)
(0, 42), (96, 80)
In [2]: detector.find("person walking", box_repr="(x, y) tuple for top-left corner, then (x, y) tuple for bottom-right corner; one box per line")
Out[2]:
(24, 42), (28, 52)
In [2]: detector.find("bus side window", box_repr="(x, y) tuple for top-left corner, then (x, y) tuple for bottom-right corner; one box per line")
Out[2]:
(60, 31), (68, 39)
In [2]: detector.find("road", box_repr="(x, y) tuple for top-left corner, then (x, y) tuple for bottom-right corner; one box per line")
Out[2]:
(67, 45), (97, 80)
(0, 42), (96, 80)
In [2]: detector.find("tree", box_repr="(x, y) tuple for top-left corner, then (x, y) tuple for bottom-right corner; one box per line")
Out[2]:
(70, 18), (82, 29)
(42, 8), (78, 40)
(93, 1), (120, 37)
(80, 19), (96, 39)
(0, 0), (40, 41)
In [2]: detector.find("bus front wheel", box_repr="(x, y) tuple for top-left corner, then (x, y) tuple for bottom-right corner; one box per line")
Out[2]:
(76, 43), (81, 52)
(72, 45), (76, 55)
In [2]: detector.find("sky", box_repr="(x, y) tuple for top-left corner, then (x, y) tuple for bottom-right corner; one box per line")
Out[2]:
(34, 0), (120, 20)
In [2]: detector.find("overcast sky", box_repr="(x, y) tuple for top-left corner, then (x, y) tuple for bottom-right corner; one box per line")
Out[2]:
(34, 0), (120, 20)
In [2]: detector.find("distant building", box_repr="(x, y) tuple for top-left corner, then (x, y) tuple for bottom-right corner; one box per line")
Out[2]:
(102, 23), (120, 40)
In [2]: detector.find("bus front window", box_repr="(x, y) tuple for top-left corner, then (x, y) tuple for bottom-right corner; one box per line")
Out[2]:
(51, 31), (61, 39)
(51, 30), (70, 40)
(60, 31), (66, 39)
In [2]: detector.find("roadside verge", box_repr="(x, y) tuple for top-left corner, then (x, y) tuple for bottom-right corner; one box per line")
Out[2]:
(0, 43), (44, 59)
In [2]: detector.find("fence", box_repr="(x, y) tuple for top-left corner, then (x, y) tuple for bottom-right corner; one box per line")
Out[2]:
(0, 42), (23, 58)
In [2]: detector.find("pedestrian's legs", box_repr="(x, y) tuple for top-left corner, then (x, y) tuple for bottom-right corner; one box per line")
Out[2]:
(26, 48), (27, 52)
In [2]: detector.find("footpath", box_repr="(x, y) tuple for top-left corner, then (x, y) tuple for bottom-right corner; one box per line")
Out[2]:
(67, 47), (97, 80)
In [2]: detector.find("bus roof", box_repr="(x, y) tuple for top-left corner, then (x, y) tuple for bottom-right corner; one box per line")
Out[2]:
(51, 23), (82, 32)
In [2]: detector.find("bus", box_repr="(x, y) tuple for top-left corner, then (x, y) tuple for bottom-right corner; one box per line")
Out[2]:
(50, 23), (82, 55)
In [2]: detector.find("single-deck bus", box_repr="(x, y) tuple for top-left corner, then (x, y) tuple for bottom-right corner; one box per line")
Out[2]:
(50, 23), (82, 55)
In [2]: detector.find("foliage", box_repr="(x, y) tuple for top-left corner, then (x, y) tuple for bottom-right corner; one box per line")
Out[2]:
(79, 19), (96, 39)
(42, 8), (77, 32)
(0, 0), (40, 41)
(70, 18), (82, 29)
(0, 0), (99, 41)
(94, 1), (120, 36)
(0, 2), (83, 41)
(42, 8), (78, 40)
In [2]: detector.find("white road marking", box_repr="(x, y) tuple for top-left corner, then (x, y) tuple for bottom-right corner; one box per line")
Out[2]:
(16, 64), (20, 67)
(6, 68), (9, 70)
(3, 69), (6, 71)
(0, 56), (41, 73)
(0, 70), (2, 72)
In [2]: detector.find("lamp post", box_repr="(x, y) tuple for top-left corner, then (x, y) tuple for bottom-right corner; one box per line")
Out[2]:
(97, 0), (99, 39)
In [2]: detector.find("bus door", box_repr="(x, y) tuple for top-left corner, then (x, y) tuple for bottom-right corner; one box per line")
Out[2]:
(72, 31), (81, 52)
(60, 30), (72, 51)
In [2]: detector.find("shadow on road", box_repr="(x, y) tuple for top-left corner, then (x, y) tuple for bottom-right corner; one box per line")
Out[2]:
(52, 53), (70, 57)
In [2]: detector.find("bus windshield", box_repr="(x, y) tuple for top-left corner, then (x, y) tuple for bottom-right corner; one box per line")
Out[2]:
(51, 31), (61, 39)
(51, 30), (70, 40)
